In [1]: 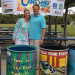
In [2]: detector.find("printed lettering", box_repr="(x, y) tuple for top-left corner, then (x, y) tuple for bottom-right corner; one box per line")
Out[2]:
(48, 52), (57, 56)
(21, 0), (30, 6)
(40, 50), (47, 55)
(21, 0), (49, 6)
(40, 1), (49, 5)
(59, 52), (68, 56)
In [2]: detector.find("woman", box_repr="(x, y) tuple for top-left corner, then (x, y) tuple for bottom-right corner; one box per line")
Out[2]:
(12, 9), (30, 45)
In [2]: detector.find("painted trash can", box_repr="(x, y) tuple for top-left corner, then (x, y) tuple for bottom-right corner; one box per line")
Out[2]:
(7, 45), (37, 75)
(67, 44), (75, 75)
(0, 46), (1, 75)
(40, 43), (68, 75)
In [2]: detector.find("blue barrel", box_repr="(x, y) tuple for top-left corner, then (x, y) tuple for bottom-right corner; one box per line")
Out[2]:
(67, 44), (75, 75)
(0, 46), (1, 75)
(7, 45), (37, 75)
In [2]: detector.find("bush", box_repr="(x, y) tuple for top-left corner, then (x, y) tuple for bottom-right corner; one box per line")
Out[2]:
(0, 13), (75, 24)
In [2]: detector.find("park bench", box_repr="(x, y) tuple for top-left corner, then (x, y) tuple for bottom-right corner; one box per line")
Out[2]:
(0, 35), (15, 44)
(0, 27), (14, 31)
(0, 31), (13, 35)
(46, 31), (62, 37)
(46, 28), (54, 32)
(0, 35), (12, 40)
(44, 37), (75, 46)
(0, 27), (14, 35)
(0, 27), (14, 44)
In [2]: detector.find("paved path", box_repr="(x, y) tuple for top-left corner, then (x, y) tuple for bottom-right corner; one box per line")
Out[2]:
(1, 58), (6, 75)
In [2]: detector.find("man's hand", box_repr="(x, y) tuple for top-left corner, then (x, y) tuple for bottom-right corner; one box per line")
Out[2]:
(39, 39), (43, 45)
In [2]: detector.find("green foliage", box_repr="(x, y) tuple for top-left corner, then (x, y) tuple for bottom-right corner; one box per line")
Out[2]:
(0, 13), (75, 25)
(45, 14), (75, 25)
(45, 15), (49, 25)
(0, 13), (23, 24)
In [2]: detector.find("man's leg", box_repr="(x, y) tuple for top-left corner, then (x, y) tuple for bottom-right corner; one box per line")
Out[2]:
(30, 39), (40, 75)
(30, 39), (35, 46)
(35, 40), (40, 75)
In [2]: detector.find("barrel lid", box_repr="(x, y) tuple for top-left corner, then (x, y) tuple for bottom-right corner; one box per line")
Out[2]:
(40, 43), (68, 50)
(68, 44), (75, 50)
(7, 45), (37, 52)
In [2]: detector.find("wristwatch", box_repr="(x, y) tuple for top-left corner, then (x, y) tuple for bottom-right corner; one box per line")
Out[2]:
(41, 38), (44, 40)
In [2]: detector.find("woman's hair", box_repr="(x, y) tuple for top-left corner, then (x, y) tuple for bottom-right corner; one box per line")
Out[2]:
(23, 9), (30, 18)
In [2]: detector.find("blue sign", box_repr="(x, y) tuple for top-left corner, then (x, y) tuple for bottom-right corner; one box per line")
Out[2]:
(53, 3), (57, 9)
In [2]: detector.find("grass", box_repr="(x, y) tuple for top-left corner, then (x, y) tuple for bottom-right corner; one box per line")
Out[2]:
(47, 24), (75, 37)
(0, 24), (75, 37)
(0, 24), (15, 27)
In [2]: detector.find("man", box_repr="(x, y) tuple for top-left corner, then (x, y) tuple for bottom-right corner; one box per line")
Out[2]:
(29, 4), (46, 75)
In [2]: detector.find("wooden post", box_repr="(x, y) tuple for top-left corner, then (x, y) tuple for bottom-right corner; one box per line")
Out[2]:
(55, 16), (58, 37)
(48, 15), (52, 32)
(64, 4), (68, 46)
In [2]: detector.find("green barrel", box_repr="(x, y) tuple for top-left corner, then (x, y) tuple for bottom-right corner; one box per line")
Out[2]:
(7, 45), (37, 75)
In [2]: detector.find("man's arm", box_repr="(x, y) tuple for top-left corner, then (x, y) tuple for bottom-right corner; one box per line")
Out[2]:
(40, 28), (46, 45)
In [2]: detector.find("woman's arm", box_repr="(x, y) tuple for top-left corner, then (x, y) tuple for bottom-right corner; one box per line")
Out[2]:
(12, 19), (21, 41)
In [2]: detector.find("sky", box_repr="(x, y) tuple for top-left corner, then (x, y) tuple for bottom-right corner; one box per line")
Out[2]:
(0, 6), (75, 14)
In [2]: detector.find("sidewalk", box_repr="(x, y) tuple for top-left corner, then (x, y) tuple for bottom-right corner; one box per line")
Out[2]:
(1, 58), (6, 75)
(1, 52), (7, 75)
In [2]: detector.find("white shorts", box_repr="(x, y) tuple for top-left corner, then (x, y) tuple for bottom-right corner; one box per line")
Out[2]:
(15, 40), (29, 45)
